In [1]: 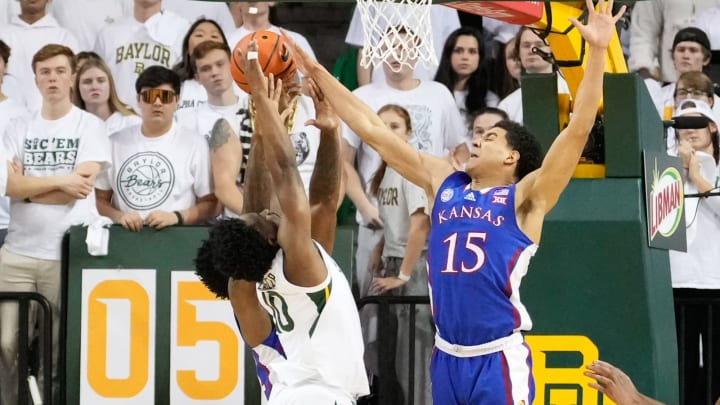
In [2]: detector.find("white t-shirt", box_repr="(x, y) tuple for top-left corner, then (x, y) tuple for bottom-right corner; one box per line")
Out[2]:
(3, 106), (111, 260)
(344, 5), (460, 83)
(694, 6), (720, 49)
(176, 79), (247, 113)
(669, 150), (720, 288)
(226, 25), (316, 60)
(105, 111), (141, 136)
(96, 123), (213, 218)
(177, 96), (250, 218)
(497, 75), (571, 125)
(377, 166), (429, 258)
(0, 14), (80, 111)
(94, 10), (190, 109)
(161, 0), (236, 38)
(0, 99), (29, 229)
(256, 242), (369, 400)
(48, 0), (133, 51)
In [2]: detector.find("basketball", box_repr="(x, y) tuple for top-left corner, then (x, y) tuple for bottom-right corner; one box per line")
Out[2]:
(230, 30), (297, 93)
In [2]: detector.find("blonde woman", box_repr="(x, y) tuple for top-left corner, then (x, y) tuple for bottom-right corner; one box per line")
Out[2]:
(73, 58), (140, 135)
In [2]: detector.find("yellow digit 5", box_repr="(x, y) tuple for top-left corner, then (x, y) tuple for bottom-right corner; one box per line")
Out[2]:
(87, 280), (150, 397)
(176, 281), (239, 399)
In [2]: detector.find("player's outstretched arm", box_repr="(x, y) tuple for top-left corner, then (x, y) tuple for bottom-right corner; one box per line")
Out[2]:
(306, 78), (343, 254)
(243, 41), (326, 288)
(282, 30), (453, 199)
(518, 0), (626, 216)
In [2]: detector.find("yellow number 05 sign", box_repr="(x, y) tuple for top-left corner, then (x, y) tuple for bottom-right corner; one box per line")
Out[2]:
(80, 269), (246, 404)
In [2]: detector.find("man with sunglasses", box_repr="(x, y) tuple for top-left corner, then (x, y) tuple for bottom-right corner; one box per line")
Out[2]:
(96, 65), (218, 231)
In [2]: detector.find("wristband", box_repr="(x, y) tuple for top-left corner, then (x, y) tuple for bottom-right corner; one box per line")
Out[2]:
(173, 211), (184, 225)
(247, 51), (259, 61)
(397, 272), (411, 282)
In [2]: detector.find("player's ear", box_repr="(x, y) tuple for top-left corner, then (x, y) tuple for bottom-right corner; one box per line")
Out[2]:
(505, 150), (520, 165)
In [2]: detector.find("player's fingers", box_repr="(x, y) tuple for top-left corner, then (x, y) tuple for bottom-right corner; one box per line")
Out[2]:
(587, 382), (606, 392)
(613, 5), (627, 22)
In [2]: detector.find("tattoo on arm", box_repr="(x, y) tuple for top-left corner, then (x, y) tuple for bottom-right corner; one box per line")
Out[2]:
(209, 119), (233, 150)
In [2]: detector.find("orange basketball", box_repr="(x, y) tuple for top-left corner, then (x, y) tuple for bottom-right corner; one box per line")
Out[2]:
(230, 30), (297, 94)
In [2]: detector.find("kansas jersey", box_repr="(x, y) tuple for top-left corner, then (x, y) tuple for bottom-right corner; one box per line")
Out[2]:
(428, 172), (537, 346)
(255, 242), (369, 400)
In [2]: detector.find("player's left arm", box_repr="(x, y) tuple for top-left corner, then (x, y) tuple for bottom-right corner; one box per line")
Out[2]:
(516, 0), (625, 242)
(306, 79), (343, 254)
(243, 41), (327, 288)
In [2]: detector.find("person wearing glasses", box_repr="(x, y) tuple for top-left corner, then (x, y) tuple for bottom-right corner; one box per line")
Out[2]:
(95, 66), (218, 231)
(0, 44), (110, 405)
(665, 71), (719, 153)
(648, 27), (720, 121)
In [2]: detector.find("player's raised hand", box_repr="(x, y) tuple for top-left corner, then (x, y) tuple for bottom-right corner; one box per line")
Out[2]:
(568, 0), (626, 49)
(304, 78), (340, 133)
(280, 28), (321, 77)
(241, 39), (269, 96)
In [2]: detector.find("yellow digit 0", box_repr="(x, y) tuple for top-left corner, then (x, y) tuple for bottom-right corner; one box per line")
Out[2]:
(87, 280), (150, 397)
(176, 281), (239, 399)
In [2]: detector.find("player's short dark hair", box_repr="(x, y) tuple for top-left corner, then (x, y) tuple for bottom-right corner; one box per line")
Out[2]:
(0, 40), (10, 65)
(196, 218), (280, 287)
(135, 65), (181, 95)
(495, 120), (544, 181)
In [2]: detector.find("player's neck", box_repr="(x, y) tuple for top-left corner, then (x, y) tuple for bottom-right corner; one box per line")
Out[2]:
(0, 93), (6, 103)
(41, 99), (73, 121)
(135, 4), (162, 23)
(19, 10), (45, 25)
(85, 102), (113, 121)
(469, 173), (514, 190)
(207, 89), (238, 107)
(241, 16), (271, 32)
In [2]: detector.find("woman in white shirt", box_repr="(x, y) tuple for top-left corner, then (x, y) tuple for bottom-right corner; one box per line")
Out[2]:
(669, 98), (720, 405)
(73, 57), (140, 135)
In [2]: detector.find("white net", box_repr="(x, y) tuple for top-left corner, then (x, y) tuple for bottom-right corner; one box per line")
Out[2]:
(355, 0), (436, 73)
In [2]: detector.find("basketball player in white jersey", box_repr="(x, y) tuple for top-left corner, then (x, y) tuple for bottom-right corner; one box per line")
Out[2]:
(195, 41), (369, 404)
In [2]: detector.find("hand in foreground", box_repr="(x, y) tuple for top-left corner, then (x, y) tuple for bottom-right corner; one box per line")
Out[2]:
(280, 28), (322, 77)
(568, 0), (626, 49)
(145, 210), (180, 229)
(118, 211), (144, 232)
(584, 360), (645, 405)
(304, 78), (340, 133)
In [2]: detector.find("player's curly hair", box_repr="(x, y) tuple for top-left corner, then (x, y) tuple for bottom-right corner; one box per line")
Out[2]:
(194, 237), (230, 299)
(495, 120), (544, 181)
(198, 218), (280, 285)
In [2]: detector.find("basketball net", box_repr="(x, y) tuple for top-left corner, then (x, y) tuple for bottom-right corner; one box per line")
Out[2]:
(355, 0), (436, 73)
